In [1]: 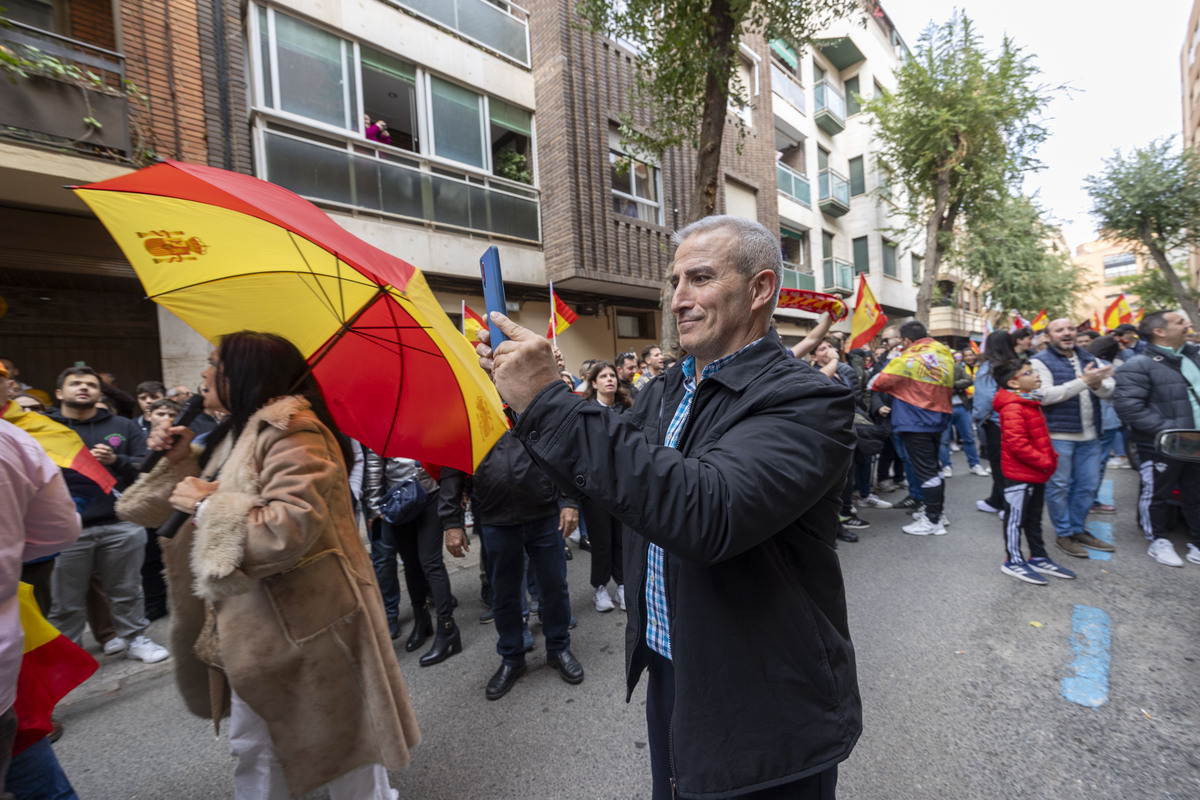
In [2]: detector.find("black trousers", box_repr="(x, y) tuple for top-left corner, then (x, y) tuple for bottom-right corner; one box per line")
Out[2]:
(646, 651), (838, 800)
(876, 435), (904, 483)
(389, 501), (455, 620)
(581, 497), (623, 588)
(900, 431), (944, 522)
(1135, 444), (1200, 542)
(1002, 480), (1048, 562)
(981, 421), (1006, 509)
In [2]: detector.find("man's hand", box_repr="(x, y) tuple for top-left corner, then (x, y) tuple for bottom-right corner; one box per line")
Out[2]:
(1081, 361), (1113, 389)
(148, 421), (195, 466)
(445, 527), (469, 558)
(878, 406), (891, 417)
(477, 313), (562, 413)
(558, 506), (579, 539)
(90, 443), (115, 465)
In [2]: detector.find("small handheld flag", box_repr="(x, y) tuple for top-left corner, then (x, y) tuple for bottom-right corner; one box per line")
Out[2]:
(547, 282), (578, 343)
(850, 275), (888, 350)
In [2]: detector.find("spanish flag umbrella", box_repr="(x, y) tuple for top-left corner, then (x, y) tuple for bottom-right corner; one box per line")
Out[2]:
(74, 160), (506, 473)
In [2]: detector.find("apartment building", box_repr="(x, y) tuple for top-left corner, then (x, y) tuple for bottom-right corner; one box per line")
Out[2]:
(1183, 0), (1200, 290)
(1072, 239), (1144, 322)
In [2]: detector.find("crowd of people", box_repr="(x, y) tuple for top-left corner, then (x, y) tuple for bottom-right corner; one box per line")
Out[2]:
(3, 212), (1200, 798)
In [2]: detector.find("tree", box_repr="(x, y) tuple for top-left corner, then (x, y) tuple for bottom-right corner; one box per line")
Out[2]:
(575, 0), (858, 353)
(950, 194), (1086, 320)
(1084, 138), (1200, 327)
(864, 13), (1056, 324)
(1115, 261), (1199, 312)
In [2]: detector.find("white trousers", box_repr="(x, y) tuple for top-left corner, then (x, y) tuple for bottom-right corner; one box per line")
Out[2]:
(229, 690), (398, 800)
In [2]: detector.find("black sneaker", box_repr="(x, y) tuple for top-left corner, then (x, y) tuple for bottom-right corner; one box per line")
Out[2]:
(894, 496), (921, 510)
(837, 526), (860, 543)
(839, 515), (870, 530)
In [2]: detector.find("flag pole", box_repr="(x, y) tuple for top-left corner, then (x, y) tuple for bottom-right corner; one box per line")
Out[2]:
(461, 299), (466, 337)
(549, 281), (559, 349)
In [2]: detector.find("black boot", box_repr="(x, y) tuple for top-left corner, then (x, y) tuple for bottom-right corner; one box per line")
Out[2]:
(405, 606), (433, 653)
(419, 617), (462, 667)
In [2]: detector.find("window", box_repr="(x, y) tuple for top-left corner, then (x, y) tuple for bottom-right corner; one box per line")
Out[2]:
(361, 47), (418, 152)
(724, 179), (758, 221)
(912, 254), (923, 284)
(490, 98), (533, 183)
(609, 127), (662, 224)
(617, 311), (653, 338)
(845, 75), (861, 116)
(780, 228), (808, 267)
(429, 76), (486, 169)
(729, 52), (757, 125)
(852, 236), (869, 275)
(848, 156), (865, 196)
(813, 63), (825, 83)
(271, 11), (358, 130)
(817, 146), (829, 172)
(882, 239), (897, 277)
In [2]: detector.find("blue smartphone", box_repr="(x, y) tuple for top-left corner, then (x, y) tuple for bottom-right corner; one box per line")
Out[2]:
(480, 246), (508, 347)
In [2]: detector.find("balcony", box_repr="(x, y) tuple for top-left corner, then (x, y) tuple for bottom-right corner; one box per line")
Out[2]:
(815, 36), (865, 71)
(822, 258), (853, 294)
(929, 306), (986, 339)
(813, 80), (845, 135)
(261, 124), (540, 243)
(776, 162), (811, 207)
(782, 262), (816, 291)
(770, 62), (806, 115)
(818, 168), (850, 217)
(396, 0), (530, 66)
(0, 21), (132, 158)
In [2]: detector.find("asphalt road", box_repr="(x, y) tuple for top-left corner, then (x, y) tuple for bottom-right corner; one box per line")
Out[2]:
(50, 454), (1200, 799)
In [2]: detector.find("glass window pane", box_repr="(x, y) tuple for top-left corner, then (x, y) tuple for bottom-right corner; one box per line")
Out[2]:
(610, 152), (633, 195)
(489, 98), (532, 136)
(275, 13), (350, 129)
(852, 236), (869, 274)
(633, 161), (657, 202)
(430, 76), (485, 168)
(259, 6), (273, 107)
(822, 231), (833, 259)
(849, 156), (865, 196)
(380, 160), (430, 219)
(817, 147), (829, 171)
(883, 241), (897, 276)
(845, 76), (860, 115)
(264, 132), (353, 205)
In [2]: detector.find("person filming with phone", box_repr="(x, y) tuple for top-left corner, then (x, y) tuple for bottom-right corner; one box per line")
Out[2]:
(476, 215), (860, 799)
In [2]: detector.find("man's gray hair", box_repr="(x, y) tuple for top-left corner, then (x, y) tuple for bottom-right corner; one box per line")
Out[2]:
(671, 215), (782, 311)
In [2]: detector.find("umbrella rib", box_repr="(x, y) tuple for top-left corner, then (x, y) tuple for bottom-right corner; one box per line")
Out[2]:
(145, 271), (378, 300)
(287, 231), (346, 324)
(380, 296), (407, 455)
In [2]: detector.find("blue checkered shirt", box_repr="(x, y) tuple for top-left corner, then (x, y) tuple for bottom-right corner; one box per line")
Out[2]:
(645, 339), (763, 660)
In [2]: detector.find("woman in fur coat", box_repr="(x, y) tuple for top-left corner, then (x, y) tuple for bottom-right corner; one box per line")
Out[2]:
(117, 331), (419, 799)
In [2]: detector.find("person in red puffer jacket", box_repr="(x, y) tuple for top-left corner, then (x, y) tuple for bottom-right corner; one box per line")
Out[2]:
(994, 360), (1077, 585)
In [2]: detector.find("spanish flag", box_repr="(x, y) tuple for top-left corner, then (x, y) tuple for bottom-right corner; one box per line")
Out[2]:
(1031, 310), (1048, 331)
(1011, 312), (1029, 332)
(872, 339), (955, 413)
(1, 402), (115, 499)
(850, 275), (887, 350)
(14, 583), (98, 754)
(461, 301), (488, 343)
(968, 340), (981, 355)
(1091, 311), (1103, 332)
(546, 283), (578, 339)
(1133, 306), (1145, 324)
(1103, 294), (1133, 331)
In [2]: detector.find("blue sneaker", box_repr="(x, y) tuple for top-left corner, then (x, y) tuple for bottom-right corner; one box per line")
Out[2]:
(1028, 557), (1077, 580)
(522, 626), (535, 652)
(1001, 560), (1048, 585)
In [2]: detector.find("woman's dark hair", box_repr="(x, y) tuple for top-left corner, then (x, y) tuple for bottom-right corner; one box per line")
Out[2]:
(581, 360), (631, 408)
(1087, 335), (1121, 362)
(983, 330), (1022, 367)
(200, 331), (353, 469)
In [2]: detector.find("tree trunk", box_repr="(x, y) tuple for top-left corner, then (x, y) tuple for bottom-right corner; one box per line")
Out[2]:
(916, 167), (951, 325)
(660, 0), (740, 359)
(1143, 223), (1200, 328)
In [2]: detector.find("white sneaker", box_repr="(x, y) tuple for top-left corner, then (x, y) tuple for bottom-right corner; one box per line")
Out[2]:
(911, 510), (950, 527)
(903, 517), (946, 536)
(875, 480), (898, 494)
(126, 635), (169, 663)
(969, 464), (990, 477)
(1188, 543), (1200, 565)
(615, 584), (625, 611)
(594, 585), (615, 613)
(102, 636), (128, 656)
(856, 493), (893, 509)
(568, 528), (582, 544)
(942, 466), (953, 478)
(976, 499), (1000, 514)
(1106, 457), (1124, 470)
(1148, 538), (1184, 567)
(949, 442), (961, 452)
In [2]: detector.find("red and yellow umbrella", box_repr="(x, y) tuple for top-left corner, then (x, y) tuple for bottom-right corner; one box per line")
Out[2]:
(74, 160), (505, 472)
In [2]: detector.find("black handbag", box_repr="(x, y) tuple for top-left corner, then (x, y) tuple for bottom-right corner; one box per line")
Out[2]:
(852, 411), (888, 457)
(380, 478), (432, 525)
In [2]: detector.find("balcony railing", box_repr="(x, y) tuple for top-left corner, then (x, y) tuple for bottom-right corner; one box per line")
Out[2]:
(822, 258), (853, 293)
(782, 262), (815, 291)
(776, 162), (811, 206)
(395, 0), (531, 66)
(818, 168), (850, 217)
(0, 20), (132, 156)
(813, 80), (845, 135)
(261, 124), (541, 243)
(770, 62), (806, 115)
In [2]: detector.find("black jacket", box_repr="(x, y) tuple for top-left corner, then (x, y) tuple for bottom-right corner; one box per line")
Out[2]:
(1112, 342), (1200, 445)
(437, 430), (577, 529)
(48, 407), (147, 525)
(513, 331), (860, 798)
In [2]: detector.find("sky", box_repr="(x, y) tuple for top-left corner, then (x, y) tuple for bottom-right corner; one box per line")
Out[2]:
(883, 0), (1195, 254)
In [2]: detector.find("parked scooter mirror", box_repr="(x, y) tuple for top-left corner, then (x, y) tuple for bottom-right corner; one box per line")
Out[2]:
(1155, 429), (1200, 462)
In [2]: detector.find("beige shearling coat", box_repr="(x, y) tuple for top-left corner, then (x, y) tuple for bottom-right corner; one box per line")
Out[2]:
(117, 396), (419, 795)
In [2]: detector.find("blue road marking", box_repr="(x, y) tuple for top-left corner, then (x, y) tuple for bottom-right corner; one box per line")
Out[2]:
(1097, 478), (1114, 506)
(1061, 605), (1111, 708)
(1086, 520), (1113, 561)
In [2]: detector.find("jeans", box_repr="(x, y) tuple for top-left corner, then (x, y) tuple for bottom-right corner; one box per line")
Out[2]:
(49, 521), (148, 644)
(480, 515), (572, 665)
(4, 735), (78, 799)
(891, 434), (923, 502)
(371, 501), (453, 621)
(1046, 438), (1102, 537)
(854, 452), (873, 497)
(939, 405), (980, 468)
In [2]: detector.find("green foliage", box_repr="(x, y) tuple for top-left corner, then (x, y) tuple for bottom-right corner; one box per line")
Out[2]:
(0, 43), (115, 93)
(1084, 138), (1200, 253)
(494, 148), (532, 184)
(1115, 263), (1199, 311)
(951, 194), (1085, 320)
(574, 0), (858, 160)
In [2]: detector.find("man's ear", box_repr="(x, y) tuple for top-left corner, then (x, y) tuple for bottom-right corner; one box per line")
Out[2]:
(749, 269), (778, 312)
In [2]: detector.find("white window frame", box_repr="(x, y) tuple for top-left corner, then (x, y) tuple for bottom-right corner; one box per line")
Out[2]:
(609, 136), (663, 226)
(728, 44), (760, 126)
